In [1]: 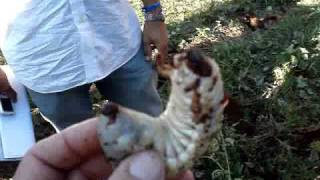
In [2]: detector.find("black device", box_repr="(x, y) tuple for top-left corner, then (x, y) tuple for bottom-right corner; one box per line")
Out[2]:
(0, 95), (14, 115)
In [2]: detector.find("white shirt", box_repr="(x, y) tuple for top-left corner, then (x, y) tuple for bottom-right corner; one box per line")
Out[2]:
(0, 0), (142, 93)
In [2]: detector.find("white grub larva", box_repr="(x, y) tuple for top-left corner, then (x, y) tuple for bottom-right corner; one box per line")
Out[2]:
(97, 49), (229, 176)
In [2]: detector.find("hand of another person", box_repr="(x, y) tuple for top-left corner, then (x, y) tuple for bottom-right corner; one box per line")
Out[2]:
(13, 118), (195, 180)
(0, 68), (17, 101)
(143, 21), (169, 64)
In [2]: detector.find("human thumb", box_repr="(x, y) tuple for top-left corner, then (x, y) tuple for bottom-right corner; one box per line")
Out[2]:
(109, 151), (165, 180)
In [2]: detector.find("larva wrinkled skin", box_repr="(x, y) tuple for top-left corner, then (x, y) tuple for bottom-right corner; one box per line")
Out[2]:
(97, 49), (228, 176)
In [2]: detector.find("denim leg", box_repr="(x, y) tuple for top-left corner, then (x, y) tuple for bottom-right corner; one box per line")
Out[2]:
(96, 46), (162, 117)
(27, 84), (94, 130)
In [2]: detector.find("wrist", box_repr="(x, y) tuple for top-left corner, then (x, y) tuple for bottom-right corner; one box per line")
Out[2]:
(144, 10), (165, 22)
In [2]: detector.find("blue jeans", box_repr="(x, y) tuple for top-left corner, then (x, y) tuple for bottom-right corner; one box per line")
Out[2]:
(27, 46), (162, 130)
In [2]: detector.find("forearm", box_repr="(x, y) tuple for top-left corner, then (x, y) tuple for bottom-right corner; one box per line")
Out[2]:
(142, 0), (159, 6)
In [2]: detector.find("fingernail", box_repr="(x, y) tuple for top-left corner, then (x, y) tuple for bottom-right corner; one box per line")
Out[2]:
(129, 152), (164, 180)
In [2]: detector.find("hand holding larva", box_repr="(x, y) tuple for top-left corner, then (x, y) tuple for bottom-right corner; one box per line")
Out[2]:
(97, 49), (228, 176)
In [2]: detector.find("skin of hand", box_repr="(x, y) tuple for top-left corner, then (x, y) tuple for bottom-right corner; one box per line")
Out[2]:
(0, 68), (17, 101)
(13, 118), (195, 180)
(143, 21), (169, 64)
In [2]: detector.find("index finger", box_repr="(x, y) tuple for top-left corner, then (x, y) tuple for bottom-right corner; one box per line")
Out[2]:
(32, 118), (101, 169)
(157, 41), (168, 64)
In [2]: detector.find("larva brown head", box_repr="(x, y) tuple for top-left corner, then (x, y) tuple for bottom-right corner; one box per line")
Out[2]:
(185, 49), (212, 77)
(101, 102), (119, 125)
(171, 49), (221, 91)
(170, 49), (227, 125)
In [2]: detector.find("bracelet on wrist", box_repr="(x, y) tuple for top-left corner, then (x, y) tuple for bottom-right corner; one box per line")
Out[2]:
(143, 2), (165, 22)
(142, 2), (161, 13)
(144, 9), (165, 22)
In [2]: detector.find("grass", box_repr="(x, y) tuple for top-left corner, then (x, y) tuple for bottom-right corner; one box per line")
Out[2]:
(208, 5), (320, 179)
(0, 0), (319, 179)
(131, 0), (320, 179)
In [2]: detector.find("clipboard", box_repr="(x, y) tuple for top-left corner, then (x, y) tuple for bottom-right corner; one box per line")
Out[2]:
(0, 65), (35, 161)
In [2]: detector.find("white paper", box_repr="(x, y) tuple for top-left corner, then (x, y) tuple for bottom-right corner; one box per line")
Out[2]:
(0, 133), (4, 159)
(0, 65), (35, 160)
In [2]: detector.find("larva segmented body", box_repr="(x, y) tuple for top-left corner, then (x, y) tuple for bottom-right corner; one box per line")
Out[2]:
(97, 49), (228, 176)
